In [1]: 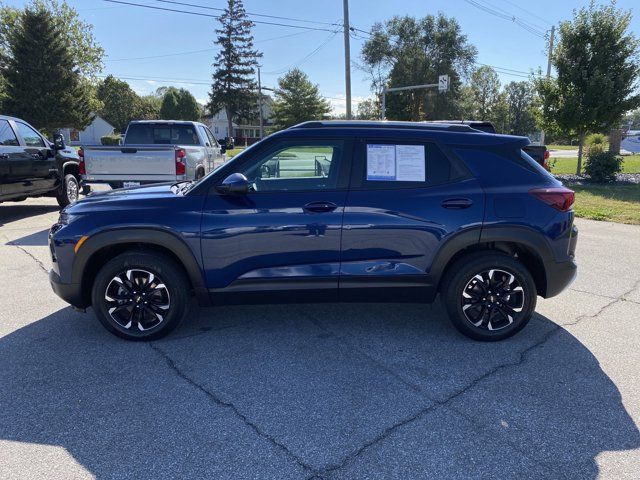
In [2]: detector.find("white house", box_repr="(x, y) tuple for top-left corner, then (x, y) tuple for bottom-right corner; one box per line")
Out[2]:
(205, 110), (237, 140)
(60, 115), (115, 146)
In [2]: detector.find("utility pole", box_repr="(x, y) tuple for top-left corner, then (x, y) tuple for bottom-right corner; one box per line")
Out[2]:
(540, 25), (555, 145)
(257, 66), (264, 139)
(343, 0), (352, 119)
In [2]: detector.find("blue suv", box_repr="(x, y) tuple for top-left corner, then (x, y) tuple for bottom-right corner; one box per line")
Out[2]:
(49, 121), (577, 341)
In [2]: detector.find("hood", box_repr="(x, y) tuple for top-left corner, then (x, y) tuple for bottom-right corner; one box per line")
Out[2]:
(65, 182), (181, 213)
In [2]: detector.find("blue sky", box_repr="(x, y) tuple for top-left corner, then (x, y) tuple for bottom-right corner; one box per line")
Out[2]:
(5, 0), (640, 113)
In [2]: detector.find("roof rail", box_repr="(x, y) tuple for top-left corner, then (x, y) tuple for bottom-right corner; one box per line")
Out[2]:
(290, 120), (479, 133)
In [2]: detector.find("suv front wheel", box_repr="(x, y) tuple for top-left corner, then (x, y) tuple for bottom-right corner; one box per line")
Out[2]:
(441, 252), (537, 341)
(91, 251), (190, 340)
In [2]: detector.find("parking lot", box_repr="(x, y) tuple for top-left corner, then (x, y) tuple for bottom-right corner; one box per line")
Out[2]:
(0, 197), (639, 479)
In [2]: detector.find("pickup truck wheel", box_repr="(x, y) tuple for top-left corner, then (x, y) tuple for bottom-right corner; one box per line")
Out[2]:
(56, 174), (79, 207)
(441, 252), (537, 341)
(91, 251), (190, 341)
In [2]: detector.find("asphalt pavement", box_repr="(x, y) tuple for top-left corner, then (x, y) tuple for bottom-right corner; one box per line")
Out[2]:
(0, 197), (639, 479)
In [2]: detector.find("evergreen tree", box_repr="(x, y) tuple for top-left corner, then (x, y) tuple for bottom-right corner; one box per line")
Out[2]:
(1, 6), (93, 131)
(160, 89), (180, 120)
(176, 89), (200, 121)
(272, 68), (331, 128)
(209, 0), (261, 137)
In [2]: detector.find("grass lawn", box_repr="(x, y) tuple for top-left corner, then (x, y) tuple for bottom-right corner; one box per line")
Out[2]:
(571, 184), (640, 224)
(225, 147), (245, 158)
(550, 155), (640, 175)
(547, 144), (578, 151)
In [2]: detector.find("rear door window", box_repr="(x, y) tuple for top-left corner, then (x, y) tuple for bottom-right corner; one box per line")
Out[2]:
(354, 140), (456, 189)
(125, 124), (200, 145)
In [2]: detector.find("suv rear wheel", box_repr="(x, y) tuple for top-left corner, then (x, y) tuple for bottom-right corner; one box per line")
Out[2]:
(441, 252), (537, 341)
(90, 251), (190, 340)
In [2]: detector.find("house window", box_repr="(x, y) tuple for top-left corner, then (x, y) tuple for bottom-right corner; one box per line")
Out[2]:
(70, 129), (80, 142)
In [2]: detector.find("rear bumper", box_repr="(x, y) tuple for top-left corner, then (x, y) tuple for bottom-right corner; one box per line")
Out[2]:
(49, 269), (87, 308)
(543, 260), (577, 298)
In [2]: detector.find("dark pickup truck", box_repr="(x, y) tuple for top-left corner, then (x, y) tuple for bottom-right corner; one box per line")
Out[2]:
(0, 115), (81, 207)
(429, 120), (550, 170)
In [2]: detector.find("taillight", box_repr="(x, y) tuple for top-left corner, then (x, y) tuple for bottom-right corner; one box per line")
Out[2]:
(78, 148), (85, 175)
(175, 148), (185, 175)
(543, 150), (550, 160)
(529, 187), (575, 212)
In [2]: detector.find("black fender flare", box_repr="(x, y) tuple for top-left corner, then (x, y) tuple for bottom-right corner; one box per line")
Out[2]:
(429, 224), (555, 293)
(72, 227), (210, 306)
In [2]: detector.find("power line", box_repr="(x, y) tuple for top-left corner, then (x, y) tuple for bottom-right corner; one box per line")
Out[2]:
(154, 0), (341, 27)
(262, 29), (341, 75)
(496, 0), (553, 27)
(102, 0), (337, 32)
(462, 0), (546, 38)
(105, 31), (313, 62)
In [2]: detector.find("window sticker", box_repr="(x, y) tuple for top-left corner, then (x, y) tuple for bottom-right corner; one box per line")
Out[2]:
(366, 144), (426, 181)
(396, 145), (425, 181)
(366, 144), (396, 180)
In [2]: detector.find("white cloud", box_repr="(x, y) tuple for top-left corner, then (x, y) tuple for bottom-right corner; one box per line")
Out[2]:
(325, 94), (369, 116)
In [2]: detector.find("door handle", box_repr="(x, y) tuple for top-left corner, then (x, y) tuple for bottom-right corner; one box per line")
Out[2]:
(442, 198), (473, 209)
(303, 201), (338, 213)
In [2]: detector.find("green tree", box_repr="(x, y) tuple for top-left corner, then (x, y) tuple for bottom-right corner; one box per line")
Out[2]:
(470, 66), (500, 121)
(356, 98), (380, 120)
(272, 68), (331, 128)
(536, 1), (640, 173)
(209, 0), (261, 136)
(361, 14), (476, 121)
(96, 75), (141, 133)
(160, 88), (179, 119)
(176, 89), (201, 121)
(1, 5), (93, 131)
(1, 0), (103, 78)
(503, 81), (538, 135)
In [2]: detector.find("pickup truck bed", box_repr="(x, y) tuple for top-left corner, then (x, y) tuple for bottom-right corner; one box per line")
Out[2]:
(81, 121), (223, 188)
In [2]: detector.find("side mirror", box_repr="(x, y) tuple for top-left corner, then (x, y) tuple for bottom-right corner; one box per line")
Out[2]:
(216, 173), (250, 195)
(220, 145), (227, 154)
(52, 132), (65, 150)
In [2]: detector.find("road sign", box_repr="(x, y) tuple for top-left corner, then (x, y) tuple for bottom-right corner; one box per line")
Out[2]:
(438, 75), (449, 92)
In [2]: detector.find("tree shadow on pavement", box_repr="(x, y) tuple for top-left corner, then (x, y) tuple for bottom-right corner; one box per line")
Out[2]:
(0, 303), (638, 478)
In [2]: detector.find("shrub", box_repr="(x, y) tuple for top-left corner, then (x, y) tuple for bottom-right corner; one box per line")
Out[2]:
(584, 150), (622, 183)
(585, 133), (607, 156)
(101, 134), (121, 145)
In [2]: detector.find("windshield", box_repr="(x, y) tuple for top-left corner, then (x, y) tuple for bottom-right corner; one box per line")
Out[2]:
(125, 124), (200, 145)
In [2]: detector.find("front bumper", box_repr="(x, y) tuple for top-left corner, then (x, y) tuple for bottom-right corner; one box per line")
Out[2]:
(49, 269), (87, 308)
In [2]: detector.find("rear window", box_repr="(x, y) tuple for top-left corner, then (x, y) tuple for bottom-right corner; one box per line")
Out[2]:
(125, 124), (200, 145)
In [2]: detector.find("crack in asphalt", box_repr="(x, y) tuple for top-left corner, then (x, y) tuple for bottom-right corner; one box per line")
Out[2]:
(9, 243), (49, 274)
(147, 341), (315, 476)
(307, 282), (640, 477)
(570, 286), (640, 305)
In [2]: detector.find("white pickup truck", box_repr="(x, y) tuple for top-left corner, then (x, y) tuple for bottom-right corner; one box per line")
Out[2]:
(80, 120), (225, 189)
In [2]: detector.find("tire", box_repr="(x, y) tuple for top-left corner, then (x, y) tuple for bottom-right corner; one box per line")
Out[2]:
(56, 174), (79, 208)
(441, 252), (537, 341)
(90, 251), (191, 341)
(195, 168), (204, 180)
